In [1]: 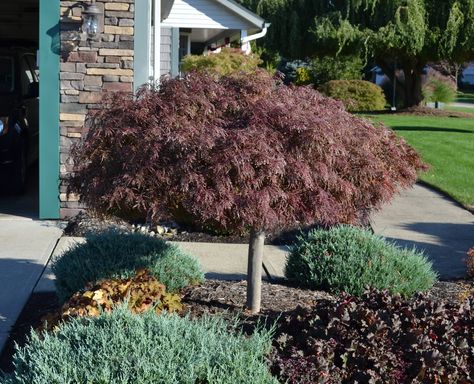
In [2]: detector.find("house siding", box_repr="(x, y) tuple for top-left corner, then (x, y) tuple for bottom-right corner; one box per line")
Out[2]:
(59, 0), (135, 219)
(160, 27), (172, 77)
(161, 0), (253, 29)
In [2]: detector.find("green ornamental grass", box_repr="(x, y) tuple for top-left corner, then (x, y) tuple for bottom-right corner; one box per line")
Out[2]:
(285, 226), (437, 297)
(52, 230), (204, 302)
(1, 306), (277, 384)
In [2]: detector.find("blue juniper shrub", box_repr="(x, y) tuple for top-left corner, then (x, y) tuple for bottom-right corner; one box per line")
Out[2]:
(285, 225), (437, 297)
(52, 230), (204, 302)
(2, 306), (277, 384)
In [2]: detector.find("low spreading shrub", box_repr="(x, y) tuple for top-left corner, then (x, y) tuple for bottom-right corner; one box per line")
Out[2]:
(2, 307), (277, 384)
(294, 67), (312, 85)
(271, 290), (474, 383)
(319, 79), (387, 112)
(180, 48), (262, 76)
(277, 59), (310, 84)
(52, 230), (204, 302)
(285, 226), (437, 297)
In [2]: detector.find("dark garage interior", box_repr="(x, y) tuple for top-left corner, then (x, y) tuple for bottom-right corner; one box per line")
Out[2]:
(0, 0), (39, 218)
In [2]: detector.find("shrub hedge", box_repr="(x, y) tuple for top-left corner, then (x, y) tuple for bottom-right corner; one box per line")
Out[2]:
(52, 230), (204, 302)
(2, 307), (277, 384)
(319, 80), (387, 112)
(180, 48), (262, 76)
(285, 226), (437, 297)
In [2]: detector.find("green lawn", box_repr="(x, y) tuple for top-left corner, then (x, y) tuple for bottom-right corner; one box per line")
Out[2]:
(366, 114), (474, 209)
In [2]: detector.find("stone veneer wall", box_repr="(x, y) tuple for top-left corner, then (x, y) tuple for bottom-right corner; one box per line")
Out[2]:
(59, 0), (135, 219)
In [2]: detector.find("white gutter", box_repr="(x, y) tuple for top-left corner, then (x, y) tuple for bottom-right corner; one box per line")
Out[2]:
(240, 23), (270, 44)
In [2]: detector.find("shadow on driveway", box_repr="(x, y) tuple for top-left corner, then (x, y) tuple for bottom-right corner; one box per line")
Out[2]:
(385, 221), (473, 280)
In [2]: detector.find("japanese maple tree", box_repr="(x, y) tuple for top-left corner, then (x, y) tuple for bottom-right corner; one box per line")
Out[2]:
(70, 70), (425, 313)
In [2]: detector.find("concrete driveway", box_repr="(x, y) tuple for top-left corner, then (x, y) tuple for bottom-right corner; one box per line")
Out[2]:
(0, 172), (63, 352)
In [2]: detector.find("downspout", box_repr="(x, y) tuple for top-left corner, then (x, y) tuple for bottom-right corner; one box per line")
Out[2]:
(153, 0), (161, 82)
(240, 23), (270, 45)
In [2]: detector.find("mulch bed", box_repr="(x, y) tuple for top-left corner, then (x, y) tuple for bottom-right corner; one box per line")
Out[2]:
(1, 279), (473, 374)
(367, 106), (474, 118)
(63, 211), (372, 245)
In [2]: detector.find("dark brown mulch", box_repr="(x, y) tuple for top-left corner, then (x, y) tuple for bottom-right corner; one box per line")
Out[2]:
(182, 280), (335, 317)
(398, 106), (474, 118)
(63, 211), (316, 245)
(64, 211), (133, 237)
(64, 211), (374, 245)
(366, 106), (474, 118)
(2, 279), (473, 374)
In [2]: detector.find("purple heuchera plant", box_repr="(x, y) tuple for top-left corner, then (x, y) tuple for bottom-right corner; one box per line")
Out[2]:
(271, 290), (474, 383)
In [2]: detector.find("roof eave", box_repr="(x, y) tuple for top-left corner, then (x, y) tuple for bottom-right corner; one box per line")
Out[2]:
(213, 0), (267, 29)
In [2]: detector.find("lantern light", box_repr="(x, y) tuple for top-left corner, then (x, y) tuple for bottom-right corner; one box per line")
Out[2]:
(82, 1), (103, 37)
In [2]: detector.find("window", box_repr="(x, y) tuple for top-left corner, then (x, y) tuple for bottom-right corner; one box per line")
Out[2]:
(179, 33), (190, 62)
(0, 56), (14, 93)
(20, 54), (38, 97)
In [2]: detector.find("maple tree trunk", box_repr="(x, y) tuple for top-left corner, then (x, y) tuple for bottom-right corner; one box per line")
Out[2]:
(246, 228), (265, 314)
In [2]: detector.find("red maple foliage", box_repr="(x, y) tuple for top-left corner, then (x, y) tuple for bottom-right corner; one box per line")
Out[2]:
(69, 70), (426, 233)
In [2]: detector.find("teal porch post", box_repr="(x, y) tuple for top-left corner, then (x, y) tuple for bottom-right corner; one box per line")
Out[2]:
(134, 0), (151, 91)
(39, 0), (60, 219)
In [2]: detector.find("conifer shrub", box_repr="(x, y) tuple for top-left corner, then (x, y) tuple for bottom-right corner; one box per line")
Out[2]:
(271, 290), (474, 383)
(319, 79), (387, 112)
(277, 59), (310, 84)
(2, 307), (277, 384)
(285, 226), (437, 297)
(52, 230), (204, 302)
(180, 48), (262, 76)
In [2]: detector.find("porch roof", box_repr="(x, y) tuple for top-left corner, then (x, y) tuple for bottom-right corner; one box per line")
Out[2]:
(161, 0), (266, 35)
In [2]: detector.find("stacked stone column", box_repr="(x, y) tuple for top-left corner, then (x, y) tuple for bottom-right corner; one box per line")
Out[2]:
(59, 0), (135, 218)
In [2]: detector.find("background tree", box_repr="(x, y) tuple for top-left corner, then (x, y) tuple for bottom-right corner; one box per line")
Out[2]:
(429, 60), (470, 88)
(240, 0), (474, 107)
(70, 71), (425, 313)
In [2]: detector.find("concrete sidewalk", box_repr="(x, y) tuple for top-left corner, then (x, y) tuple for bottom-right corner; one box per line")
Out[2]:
(372, 184), (473, 279)
(449, 102), (474, 109)
(35, 237), (289, 293)
(0, 217), (62, 353)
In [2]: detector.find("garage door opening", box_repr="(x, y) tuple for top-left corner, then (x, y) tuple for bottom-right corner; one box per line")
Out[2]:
(0, 0), (39, 219)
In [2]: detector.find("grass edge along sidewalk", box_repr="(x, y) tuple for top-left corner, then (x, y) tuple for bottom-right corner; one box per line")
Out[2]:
(366, 114), (474, 212)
